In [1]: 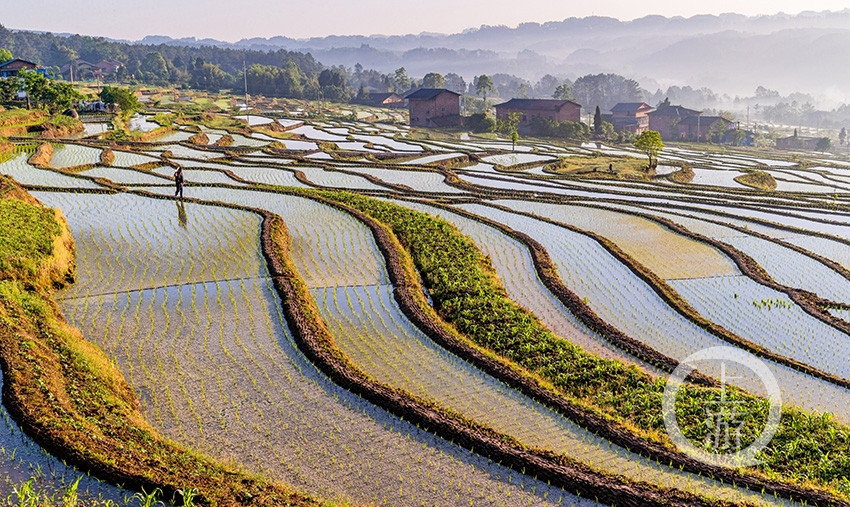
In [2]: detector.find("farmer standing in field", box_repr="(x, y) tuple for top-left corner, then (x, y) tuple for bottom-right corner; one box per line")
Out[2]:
(174, 167), (184, 198)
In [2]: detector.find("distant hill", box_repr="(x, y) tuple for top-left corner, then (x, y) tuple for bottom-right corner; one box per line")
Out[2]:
(121, 10), (850, 104)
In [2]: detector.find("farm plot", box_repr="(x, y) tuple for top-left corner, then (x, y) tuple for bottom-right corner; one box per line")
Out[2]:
(670, 275), (850, 380)
(152, 144), (229, 161)
(220, 165), (309, 188)
(497, 200), (739, 280)
(297, 166), (387, 190)
(154, 130), (194, 143)
(79, 167), (173, 185)
(110, 149), (161, 167)
(150, 166), (246, 185)
(597, 202), (850, 303)
(54, 189), (587, 507)
(686, 168), (748, 188)
(233, 115), (274, 126)
(33, 191), (263, 298)
(481, 153), (556, 167)
(395, 152), (466, 165)
(385, 198), (652, 366)
(82, 122), (109, 137)
(350, 134), (424, 152)
(289, 125), (348, 142)
(0, 152), (101, 188)
(0, 374), (129, 503)
(48, 144), (102, 169)
(455, 202), (850, 421)
(128, 114), (160, 132)
(342, 166), (466, 194)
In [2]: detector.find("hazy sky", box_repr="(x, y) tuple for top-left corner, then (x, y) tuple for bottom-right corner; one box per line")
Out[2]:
(6, 1), (849, 41)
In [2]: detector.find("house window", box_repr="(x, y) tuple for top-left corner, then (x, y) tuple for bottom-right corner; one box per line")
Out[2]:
(521, 115), (527, 122)
(441, 107), (446, 113)
(548, 115), (553, 120)
(426, 108), (430, 115)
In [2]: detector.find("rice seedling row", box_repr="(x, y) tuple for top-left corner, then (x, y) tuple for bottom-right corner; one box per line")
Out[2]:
(48, 144), (102, 169)
(495, 199), (739, 281)
(340, 165), (467, 193)
(33, 192), (263, 298)
(109, 149), (162, 168)
(0, 152), (103, 188)
(80, 167), (174, 185)
(595, 202), (850, 304)
(296, 165), (387, 190)
(220, 165), (310, 187)
(149, 166), (247, 186)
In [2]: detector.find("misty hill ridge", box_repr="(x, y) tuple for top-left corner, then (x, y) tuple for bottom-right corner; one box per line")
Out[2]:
(122, 10), (850, 101)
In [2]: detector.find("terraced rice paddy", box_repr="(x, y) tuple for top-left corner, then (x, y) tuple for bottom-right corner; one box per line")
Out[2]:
(48, 144), (102, 169)
(0, 151), (102, 188)
(10, 116), (850, 507)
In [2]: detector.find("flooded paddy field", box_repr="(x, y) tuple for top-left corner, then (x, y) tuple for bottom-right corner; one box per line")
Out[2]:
(7, 115), (850, 506)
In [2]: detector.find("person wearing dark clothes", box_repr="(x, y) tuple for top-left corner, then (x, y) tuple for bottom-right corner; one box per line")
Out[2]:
(174, 167), (184, 198)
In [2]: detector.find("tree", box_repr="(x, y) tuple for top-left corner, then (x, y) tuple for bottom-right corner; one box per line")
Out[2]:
(465, 113), (495, 133)
(475, 74), (494, 108)
(0, 48), (11, 62)
(100, 85), (140, 115)
(494, 112), (521, 151)
(634, 130), (664, 168)
(421, 72), (445, 89)
(598, 121), (617, 142)
(552, 83), (573, 101)
(840, 127), (846, 146)
(392, 67), (410, 93)
(816, 137), (831, 153)
(593, 105), (602, 135)
(140, 51), (169, 80)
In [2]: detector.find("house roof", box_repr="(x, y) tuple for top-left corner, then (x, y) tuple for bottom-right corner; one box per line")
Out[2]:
(610, 102), (652, 112)
(494, 98), (581, 111)
(0, 58), (38, 69)
(369, 92), (401, 102)
(679, 115), (729, 126)
(649, 104), (701, 117)
(405, 88), (460, 100)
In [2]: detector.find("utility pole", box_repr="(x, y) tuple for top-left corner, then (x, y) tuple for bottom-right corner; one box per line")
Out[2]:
(243, 59), (249, 124)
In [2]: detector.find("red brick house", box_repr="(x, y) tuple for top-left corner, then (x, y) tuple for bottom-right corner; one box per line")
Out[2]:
(405, 88), (461, 127)
(494, 99), (581, 132)
(0, 58), (38, 78)
(775, 135), (821, 150)
(648, 104), (701, 140)
(609, 102), (653, 134)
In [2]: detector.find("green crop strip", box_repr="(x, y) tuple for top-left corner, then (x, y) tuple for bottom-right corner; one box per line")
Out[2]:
(311, 189), (850, 503)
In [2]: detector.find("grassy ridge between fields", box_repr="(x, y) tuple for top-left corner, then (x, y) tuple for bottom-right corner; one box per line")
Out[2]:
(314, 190), (850, 504)
(0, 175), (328, 507)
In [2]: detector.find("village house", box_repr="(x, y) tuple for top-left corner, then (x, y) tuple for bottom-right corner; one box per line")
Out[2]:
(494, 98), (581, 133)
(406, 88), (461, 127)
(775, 135), (822, 150)
(353, 92), (404, 109)
(608, 102), (653, 134)
(678, 115), (733, 141)
(648, 104), (701, 140)
(0, 58), (41, 78)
